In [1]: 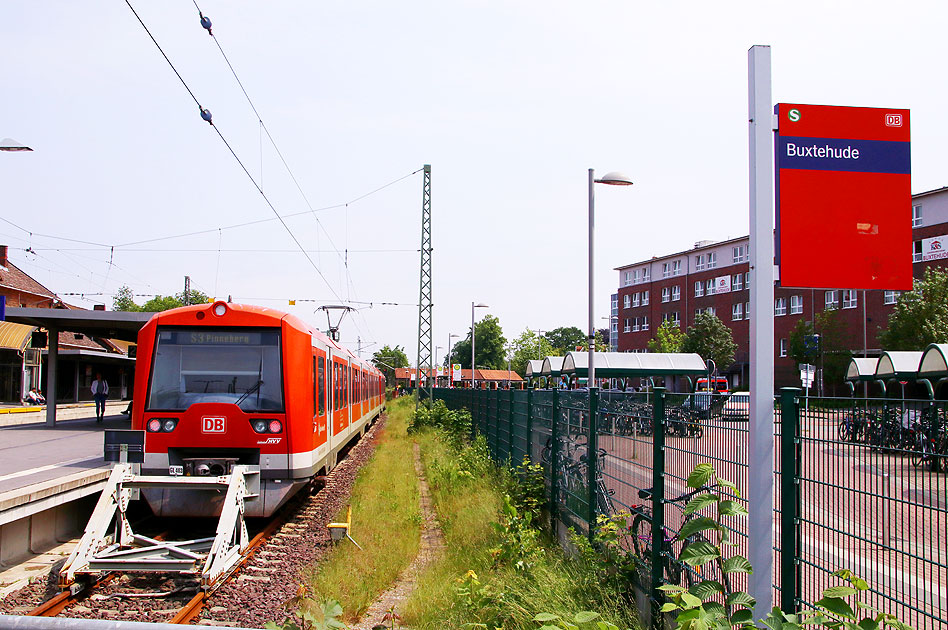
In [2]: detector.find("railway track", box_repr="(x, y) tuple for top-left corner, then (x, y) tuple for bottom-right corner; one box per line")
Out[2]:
(1, 415), (384, 627)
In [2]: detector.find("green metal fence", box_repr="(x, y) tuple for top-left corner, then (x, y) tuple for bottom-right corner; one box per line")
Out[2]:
(432, 386), (948, 629)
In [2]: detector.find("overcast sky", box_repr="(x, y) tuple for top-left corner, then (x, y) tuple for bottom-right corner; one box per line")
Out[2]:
(2, 1), (945, 362)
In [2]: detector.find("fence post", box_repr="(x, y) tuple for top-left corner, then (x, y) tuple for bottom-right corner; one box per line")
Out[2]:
(650, 387), (666, 603)
(587, 386), (600, 538)
(509, 386), (515, 462)
(551, 388), (561, 530)
(779, 387), (801, 613)
(526, 387), (534, 464)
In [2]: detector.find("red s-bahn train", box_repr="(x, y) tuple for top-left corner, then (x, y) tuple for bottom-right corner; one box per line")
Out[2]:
(131, 301), (384, 518)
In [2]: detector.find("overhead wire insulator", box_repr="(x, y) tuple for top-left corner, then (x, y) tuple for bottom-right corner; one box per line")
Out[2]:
(200, 14), (213, 36)
(200, 107), (213, 125)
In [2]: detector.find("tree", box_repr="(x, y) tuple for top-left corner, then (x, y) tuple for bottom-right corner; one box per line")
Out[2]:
(681, 312), (738, 369)
(112, 285), (211, 312)
(371, 345), (409, 384)
(450, 315), (507, 370)
(508, 329), (556, 376)
(814, 309), (853, 393)
(788, 319), (817, 367)
(647, 320), (685, 353)
(543, 326), (585, 354)
(878, 268), (948, 350)
(112, 286), (142, 312)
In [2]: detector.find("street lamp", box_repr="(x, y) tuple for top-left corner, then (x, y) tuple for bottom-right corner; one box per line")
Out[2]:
(447, 333), (459, 387)
(588, 169), (633, 387)
(471, 302), (489, 390)
(0, 138), (33, 152)
(435, 346), (443, 386)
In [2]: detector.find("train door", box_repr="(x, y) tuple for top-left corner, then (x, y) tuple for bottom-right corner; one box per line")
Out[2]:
(332, 356), (346, 436)
(312, 349), (328, 447)
(357, 368), (364, 420)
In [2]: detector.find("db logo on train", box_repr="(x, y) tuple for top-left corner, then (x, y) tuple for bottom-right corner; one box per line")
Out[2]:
(202, 416), (226, 433)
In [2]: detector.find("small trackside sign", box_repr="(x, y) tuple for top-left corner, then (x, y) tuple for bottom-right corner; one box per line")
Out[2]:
(202, 416), (226, 433)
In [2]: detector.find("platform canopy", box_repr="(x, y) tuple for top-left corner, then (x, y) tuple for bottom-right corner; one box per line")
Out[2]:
(4, 307), (153, 342)
(845, 358), (879, 382)
(539, 356), (565, 377)
(525, 360), (544, 378)
(0, 321), (37, 351)
(874, 351), (924, 379)
(560, 351), (707, 377)
(918, 344), (948, 378)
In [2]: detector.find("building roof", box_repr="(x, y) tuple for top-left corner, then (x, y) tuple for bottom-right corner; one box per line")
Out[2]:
(0, 259), (59, 303)
(5, 306), (153, 343)
(614, 236), (748, 272)
(394, 367), (523, 382)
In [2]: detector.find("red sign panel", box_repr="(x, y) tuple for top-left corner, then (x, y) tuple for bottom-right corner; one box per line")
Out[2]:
(775, 104), (912, 290)
(202, 416), (226, 433)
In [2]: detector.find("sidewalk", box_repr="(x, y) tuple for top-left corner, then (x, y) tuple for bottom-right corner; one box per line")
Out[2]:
(0, 401), (129, 428)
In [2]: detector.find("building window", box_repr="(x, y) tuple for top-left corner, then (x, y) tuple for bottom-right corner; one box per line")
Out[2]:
(732, 303), (743, 321)
(825, 290), (838, 310)
(671, 286), (680, 301)
(611, 321), (618, 333)
(745, 302), (750, 320)
(631, 293), (640, 307)
(662, 263), (672, 278)
(774, 297), (787, 316)
(623, 294), (631, 308)
(662, 287), (670, 303)
(884, 290), (900, 305)
(733, 245), (748, 263)
(623, 318), (631, 333)
(623, 271), (633, 286)
(842, 289), (858, 309)
(779, 338), (787, 357)
(641, 291), (650, 306)
(672, 312), (680, 326)
(732, 273), (743, 291)
(642, 268), (650, 283)
(913, 204), (923, 228)
(705, 306), (716, 316)
(744, 272), (750, 288)
(913, 240), (923, 263)
(695, 254), (706, 271)
(695, 281), (704, 297)
(707, 251), (717, 269)
(790, 294), (803, 315)
(695, 308), (702, 320)
(641, 316), (649, 331)
(706, 279), (714, 295)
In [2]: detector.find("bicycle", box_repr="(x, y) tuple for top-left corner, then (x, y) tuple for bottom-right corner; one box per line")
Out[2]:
(629, 486), (732, 594)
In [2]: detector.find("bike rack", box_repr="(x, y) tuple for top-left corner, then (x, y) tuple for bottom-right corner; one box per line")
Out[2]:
(60, 464), (259, 589)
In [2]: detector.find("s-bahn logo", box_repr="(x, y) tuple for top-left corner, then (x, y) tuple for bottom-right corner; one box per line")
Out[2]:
(257, 437), (282, 445)
(202, 416), (226, 433)
(885, 113), (903, 127)
(787, 108), (801, 122)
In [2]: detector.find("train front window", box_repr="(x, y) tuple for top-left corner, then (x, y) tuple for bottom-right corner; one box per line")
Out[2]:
(147, 328), (284, 412)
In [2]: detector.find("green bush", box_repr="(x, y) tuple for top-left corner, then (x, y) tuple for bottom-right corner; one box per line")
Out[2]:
(408, 399), (473, 448)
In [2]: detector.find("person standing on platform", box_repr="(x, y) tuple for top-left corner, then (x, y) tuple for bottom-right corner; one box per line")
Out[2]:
(91, 373), (109, 423)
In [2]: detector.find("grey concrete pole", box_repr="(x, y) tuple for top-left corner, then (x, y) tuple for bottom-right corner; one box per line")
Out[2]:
(588, 168), (596, 387)
(45, 328), (58, 428)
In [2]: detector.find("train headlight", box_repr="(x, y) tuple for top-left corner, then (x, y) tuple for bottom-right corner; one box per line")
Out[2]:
(213, 302), (227, 317)
(162, 418), (178, 432)
(147, 419), (162, 432)
(268, 420), (283, 434)
(251, 419), (268, 433)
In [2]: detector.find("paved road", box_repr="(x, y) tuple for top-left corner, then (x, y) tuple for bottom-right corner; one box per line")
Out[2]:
(0, 413), (131, 495)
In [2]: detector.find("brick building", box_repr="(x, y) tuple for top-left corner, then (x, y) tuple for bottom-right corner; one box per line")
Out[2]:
(0, 245), (132, 404)
(614, 186), (948, 391)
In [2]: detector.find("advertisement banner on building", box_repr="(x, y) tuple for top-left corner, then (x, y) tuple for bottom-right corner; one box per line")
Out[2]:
(922, 235), (948, 262)
(711, 275), (731, 294)
(775, 104), (912, 290)
(452, 363), (462, 381)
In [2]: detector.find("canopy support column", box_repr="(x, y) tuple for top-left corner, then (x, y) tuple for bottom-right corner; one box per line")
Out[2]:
(45, 328), (58, 428)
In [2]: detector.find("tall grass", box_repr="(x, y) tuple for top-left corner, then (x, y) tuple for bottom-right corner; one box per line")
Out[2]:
(306, 396), (420, 623)
(402, 432), (641, 630)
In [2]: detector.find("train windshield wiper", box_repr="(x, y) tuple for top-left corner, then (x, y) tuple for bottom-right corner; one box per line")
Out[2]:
(235, 380), (264, 406)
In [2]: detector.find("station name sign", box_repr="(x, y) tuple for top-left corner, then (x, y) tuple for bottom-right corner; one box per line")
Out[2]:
(775, 104), (912, 290)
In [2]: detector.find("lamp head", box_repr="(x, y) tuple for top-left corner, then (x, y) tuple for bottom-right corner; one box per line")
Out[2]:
(596, 171), (634, 186)
(473, 303), (489, 308)
(0, 138), (33, 152)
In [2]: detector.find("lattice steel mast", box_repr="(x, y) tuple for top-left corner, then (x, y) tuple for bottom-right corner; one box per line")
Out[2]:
(415, 164), (433, 408)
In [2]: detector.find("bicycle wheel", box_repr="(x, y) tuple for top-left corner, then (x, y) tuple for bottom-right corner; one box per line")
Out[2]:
(630, 513), (653, 559)
(838, 419), (852, 442)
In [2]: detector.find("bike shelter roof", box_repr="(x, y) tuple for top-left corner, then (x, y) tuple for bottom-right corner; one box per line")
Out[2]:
(874, 351), (924, 379)
(560, 351), (707, 377)
(845, 358), (879, 382)
(525, 360), (544, 377)
(918, 344), (948, 378)
(538, 356), (564, 377)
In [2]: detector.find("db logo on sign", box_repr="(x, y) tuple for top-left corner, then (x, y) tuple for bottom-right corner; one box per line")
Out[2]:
(885, 114), (903, 127)
(202, 416), (226, 433)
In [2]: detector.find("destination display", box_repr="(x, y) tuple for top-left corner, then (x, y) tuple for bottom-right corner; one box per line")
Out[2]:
(158, 328), (280, 346)
(775, 103), (912, 290)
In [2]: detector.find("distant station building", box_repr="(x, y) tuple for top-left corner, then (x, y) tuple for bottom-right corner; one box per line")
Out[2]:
(613, 187), (948, 390)
(394, 367), (524, 389)
(0, 245), (133, 404)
